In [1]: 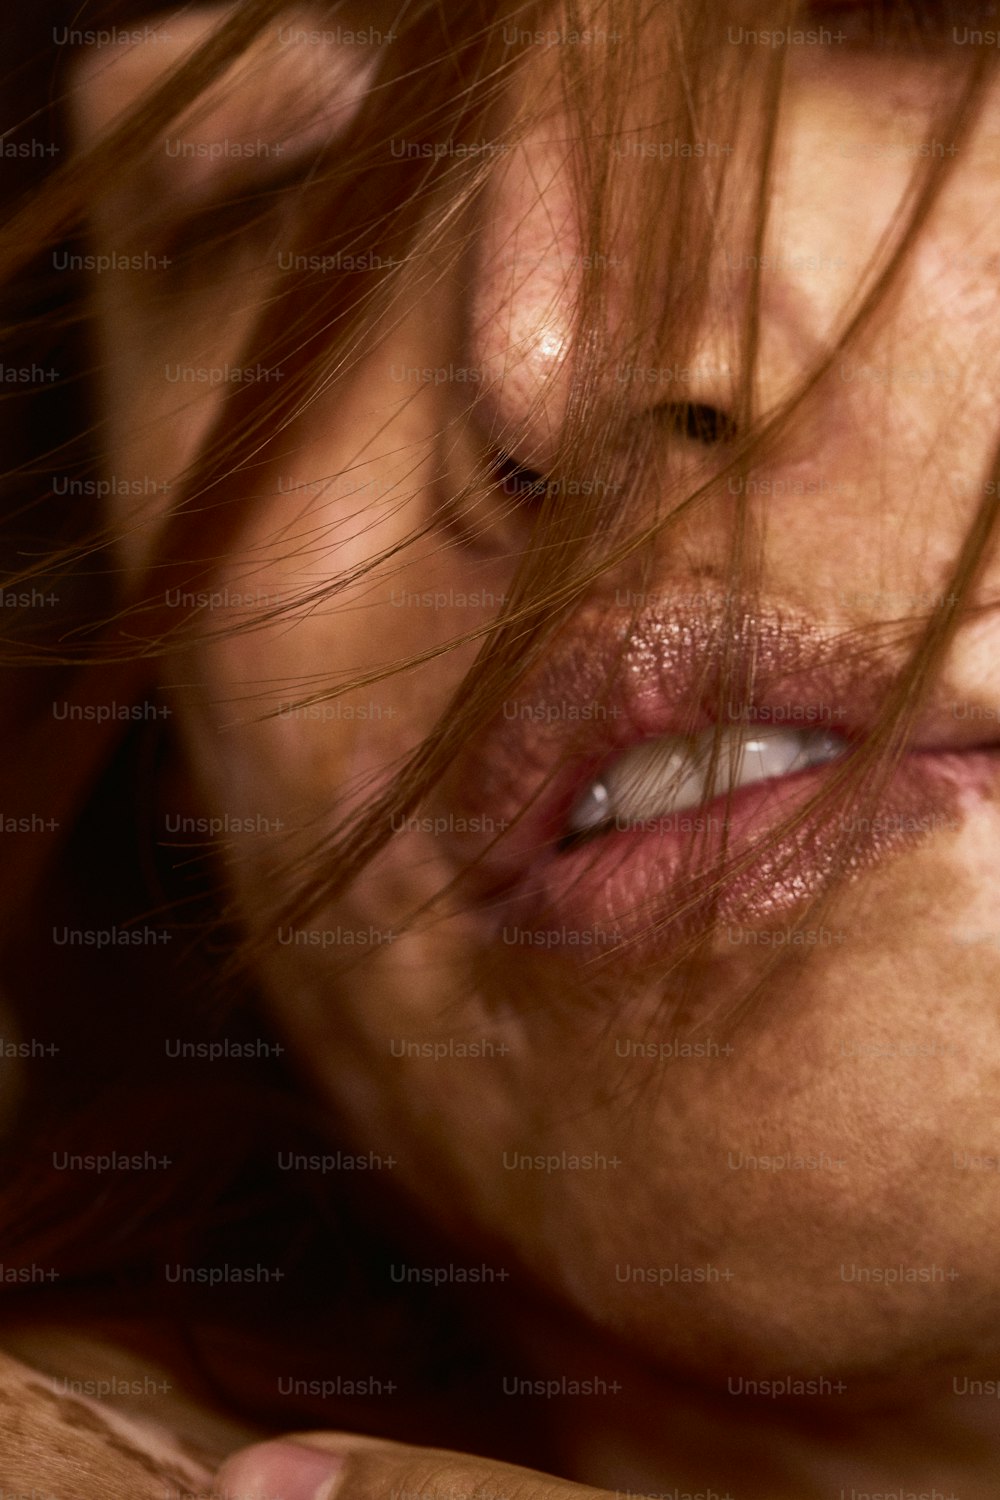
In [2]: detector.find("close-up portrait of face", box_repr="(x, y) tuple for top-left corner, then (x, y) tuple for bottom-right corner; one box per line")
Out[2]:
(2, 2), (1000, 1497)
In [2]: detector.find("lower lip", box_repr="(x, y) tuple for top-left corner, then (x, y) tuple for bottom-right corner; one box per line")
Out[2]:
(467, 749), (992, 966)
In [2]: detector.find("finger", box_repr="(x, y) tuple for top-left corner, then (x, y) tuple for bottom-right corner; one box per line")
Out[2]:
(212, 1431), (613, 1500)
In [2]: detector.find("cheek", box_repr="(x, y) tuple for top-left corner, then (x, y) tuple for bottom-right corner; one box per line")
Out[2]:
(510, 818), (1000, 1381)
(163, 324), (514, 1102)
(195, 777), (1000, 1384)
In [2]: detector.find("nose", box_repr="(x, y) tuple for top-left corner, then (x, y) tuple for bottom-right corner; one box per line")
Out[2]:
(466, 127), (584, 472)
(466, 56), (1000, 631)
(468, 134), (738, 485)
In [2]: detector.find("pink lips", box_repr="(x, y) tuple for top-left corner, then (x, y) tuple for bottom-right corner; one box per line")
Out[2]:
(438, 595), (1000, 965)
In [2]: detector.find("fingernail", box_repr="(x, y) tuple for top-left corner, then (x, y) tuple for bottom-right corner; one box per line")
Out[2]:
(214, 1439), (347, 1500)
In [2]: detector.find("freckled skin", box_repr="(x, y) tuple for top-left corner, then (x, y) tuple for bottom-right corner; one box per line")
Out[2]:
(61, 8), (1000, 1495)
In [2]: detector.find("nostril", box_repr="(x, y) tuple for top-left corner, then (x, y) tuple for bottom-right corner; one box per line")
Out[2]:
(655, 401), (737, 446)
(480, 403), (734, 507)
(486, 446), (549, 502)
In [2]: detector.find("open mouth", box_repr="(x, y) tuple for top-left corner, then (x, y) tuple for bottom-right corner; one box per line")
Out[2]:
(559, 725), (849, 847)
(438, 592), (1000, 964)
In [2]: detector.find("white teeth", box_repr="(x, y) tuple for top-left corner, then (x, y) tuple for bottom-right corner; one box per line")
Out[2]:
(566, 728), (845, 837)
(569, 778), (612, 835)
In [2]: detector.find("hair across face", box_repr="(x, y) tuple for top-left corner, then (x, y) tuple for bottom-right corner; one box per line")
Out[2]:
(5, 0), (1000, 1429)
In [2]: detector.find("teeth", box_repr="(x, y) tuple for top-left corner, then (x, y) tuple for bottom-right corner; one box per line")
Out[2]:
(566, 728), (845, 837)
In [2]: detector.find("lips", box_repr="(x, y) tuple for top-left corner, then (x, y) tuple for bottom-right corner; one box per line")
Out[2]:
(439, 592), (1000, 964)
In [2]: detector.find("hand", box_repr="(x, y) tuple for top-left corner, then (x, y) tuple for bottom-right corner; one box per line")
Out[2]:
(213, 1432), (614, 1500)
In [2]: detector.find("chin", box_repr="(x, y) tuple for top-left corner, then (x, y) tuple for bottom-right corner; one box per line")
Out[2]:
(520, 1170), (1000, 1402)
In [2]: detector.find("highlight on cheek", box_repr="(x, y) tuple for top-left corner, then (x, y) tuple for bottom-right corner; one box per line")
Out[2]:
(3, 2), (1000, 1496)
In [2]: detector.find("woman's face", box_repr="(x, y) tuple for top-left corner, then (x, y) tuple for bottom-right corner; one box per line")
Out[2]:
(81, 6), (1000, 1399)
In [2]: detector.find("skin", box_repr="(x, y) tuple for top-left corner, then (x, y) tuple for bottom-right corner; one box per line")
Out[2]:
(25, 4), (1000, 1497)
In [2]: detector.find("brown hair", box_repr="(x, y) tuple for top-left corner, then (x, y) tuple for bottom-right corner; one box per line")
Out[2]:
(0, 0), (997, 1436)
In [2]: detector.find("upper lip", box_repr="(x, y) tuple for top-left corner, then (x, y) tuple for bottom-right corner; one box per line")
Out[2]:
(444, 590), (1000, 882)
